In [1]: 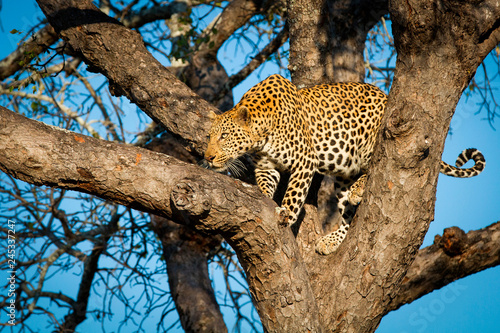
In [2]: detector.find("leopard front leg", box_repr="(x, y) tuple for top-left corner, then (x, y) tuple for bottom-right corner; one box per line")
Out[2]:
(255, 168), (281, 198)
(254, 155), (281, 198)
(279, 168), (315, 227)
(315, 223), (350, 255)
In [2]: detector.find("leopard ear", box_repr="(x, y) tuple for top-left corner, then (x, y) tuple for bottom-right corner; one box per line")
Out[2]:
(235, 106), (251, 126)
(208, 110), (218, 120)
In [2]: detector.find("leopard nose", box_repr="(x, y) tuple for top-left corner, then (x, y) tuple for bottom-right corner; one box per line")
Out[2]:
(205, 154), (215, 163)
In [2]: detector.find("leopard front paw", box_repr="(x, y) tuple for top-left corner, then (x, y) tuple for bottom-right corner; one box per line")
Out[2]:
(275, 207), (296, 227)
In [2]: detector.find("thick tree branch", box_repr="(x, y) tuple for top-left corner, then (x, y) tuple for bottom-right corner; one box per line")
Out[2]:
(4, 2), (498, 332)
(287, 0), (388, 86)
(0, 1), (193, 82)
(121, 1), (191, 29)
(0, 106), (220, 220)
(387, 222), (500, 313)
(310, 1), (500, 331)
(0, 106), (322, 332)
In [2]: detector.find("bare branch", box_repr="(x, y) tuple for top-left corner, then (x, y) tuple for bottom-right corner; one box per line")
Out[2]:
(387, 222), (500, 313)
(0, 1), (198, 82)
(0, 87), (101, 138)
(194, 0), (272, 60)
(59, 211), (120, 332)
(0, 24), (59, 81)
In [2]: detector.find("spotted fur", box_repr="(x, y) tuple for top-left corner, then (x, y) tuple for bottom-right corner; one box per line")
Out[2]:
(204, 75), (486, 255)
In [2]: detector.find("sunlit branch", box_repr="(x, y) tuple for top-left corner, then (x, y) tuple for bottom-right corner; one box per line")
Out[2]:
(387, 222), (500, 313)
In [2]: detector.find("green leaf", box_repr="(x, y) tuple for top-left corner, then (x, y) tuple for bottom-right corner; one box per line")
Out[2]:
(10, 29), (22, 34)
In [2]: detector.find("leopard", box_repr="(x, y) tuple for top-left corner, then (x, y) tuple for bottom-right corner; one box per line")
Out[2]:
(204, 74), (486, 255)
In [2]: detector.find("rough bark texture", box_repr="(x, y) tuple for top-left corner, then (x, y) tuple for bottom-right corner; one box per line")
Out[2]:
(316, 1), (500, 331)
(0, 1), (200, 83)
(4, 101), (498, 332)
(287, 0), (388, 86)
(146, 135), (228, 332)
(142, 2), (276, 329)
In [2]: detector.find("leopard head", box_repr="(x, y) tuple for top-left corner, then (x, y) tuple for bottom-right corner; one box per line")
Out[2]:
(204, 106), (259, 172)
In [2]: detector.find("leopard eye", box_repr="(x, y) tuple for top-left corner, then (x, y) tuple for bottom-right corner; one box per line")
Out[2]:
(220, 133), (228, 140)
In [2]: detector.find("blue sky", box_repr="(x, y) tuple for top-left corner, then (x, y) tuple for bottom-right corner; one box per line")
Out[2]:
(1, 1), (499, 332)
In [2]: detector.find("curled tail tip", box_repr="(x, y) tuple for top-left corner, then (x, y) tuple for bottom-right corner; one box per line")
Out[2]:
(455, 148), (485, 167)
(441, 148), (485, 178)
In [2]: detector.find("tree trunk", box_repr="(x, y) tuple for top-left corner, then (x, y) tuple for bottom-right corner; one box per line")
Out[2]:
(287, 0), (387, 86)
(317, 1), (500, 331)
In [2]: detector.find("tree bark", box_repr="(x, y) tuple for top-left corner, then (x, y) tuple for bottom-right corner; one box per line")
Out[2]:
(147, 135), (228, 332)
(3, 98), (499, 331)
(287, 0), (388, 86)
(0, 1), (193, 83)
(387, 222), (500, 313)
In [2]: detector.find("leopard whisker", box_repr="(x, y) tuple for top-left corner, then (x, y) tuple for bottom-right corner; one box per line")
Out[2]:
(226, 158), (246, 177)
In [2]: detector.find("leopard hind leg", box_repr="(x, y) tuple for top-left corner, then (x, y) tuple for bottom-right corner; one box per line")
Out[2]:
(315, 175), (364, 255)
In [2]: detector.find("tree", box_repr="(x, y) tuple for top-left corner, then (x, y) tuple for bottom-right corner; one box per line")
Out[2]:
(0, 0), (499, 332)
